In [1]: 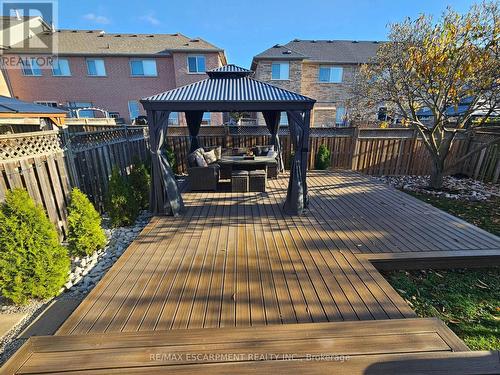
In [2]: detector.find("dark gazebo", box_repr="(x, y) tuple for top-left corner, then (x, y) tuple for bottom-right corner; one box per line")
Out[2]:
(140, 64), (315, 216)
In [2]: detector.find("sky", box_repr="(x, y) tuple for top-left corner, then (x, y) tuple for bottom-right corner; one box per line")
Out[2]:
(56, 0), (478, 67)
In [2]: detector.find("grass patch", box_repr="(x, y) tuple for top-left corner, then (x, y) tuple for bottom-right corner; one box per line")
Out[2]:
(405, 192), (499, 236)
(386, 192), (499, 350)
(386, 268), (499, 350)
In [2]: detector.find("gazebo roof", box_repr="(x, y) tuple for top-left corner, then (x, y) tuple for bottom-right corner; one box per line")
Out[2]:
(141, 64), (315, 112)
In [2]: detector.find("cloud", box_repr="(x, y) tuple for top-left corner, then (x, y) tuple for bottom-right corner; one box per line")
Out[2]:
(140, 13), (160, 26)
(83, 13), (111, 25)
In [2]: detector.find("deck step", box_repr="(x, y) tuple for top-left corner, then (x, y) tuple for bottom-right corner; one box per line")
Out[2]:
(4, 318), (498, 374)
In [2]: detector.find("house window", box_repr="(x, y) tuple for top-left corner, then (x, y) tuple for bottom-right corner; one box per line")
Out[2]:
(271, 62), (289, 80)
(86, 59), (106, 76)
(68, 101), (94, 118)
(128, 100), (140, 121)
(187, 55), (206, 73)
(21, 58), (42, 76)
(201, 112), (211, 125)
(130, 59), (157, 76)
(35, 101), (58, 107)
(335, 106), (346, 126)
(319, 66), (343, 83)
(279, 111), (288, 125)
(52, 59), (71, 76)
(168, 112), (179, 125)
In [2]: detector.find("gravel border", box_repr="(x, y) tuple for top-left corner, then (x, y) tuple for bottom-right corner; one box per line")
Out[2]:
(377, 175), (499, 201)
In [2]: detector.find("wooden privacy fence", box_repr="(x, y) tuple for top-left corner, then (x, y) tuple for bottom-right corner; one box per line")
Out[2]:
(0, 125), (498, 236)
(0, 130), (72, 236)
(0, 126), (149, 236)
(165, 126), (498, 182)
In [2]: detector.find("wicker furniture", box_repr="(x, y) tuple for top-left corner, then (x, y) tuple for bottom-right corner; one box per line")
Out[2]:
(219, 156), (277, 179)
(249, 170), (267, 192)
(188, 165), (219, 191)
(231, 170), (249, 192)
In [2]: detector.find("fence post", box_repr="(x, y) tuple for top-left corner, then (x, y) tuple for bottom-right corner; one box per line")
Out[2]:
(350, 127), (360, 171)
(61, 128), (80, 188)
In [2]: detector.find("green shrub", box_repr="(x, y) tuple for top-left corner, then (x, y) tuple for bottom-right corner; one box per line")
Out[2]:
(0, 189), (70, 304)
(106, 167), (139, 227)
(67, 188), (107, 256)
(129, 160), (151, 209)
(315, 144), (331, 170)
(164, 147), (178, 174)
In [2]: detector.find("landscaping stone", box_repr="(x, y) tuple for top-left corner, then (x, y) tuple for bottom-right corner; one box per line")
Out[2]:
(377, 175), (499, 201)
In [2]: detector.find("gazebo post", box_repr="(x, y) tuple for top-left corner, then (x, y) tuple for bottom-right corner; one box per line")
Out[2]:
(301, 110), (311, 209)
(283, 109), (310, 215)
(146, 109), (184, 216)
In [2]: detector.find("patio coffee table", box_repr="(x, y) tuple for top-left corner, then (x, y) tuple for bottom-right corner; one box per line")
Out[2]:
(218, 155), (276, 178)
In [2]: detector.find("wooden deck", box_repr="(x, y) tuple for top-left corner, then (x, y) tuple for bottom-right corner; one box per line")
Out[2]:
(7, 319), (500, 375)
(55, 171), (500, 335)
(2, 170), (500, 374)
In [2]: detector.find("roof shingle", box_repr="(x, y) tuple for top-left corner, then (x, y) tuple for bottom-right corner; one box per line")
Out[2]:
(254, 40), (383, 64)
(5, 29), (223, 55)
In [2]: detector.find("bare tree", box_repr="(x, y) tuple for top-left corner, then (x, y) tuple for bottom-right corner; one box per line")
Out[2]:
(349, 2), (499, 188)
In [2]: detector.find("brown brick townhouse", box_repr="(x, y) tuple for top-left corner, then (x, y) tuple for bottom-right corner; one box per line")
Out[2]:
(0, 16), (226, 125)
(252, 40), (381, 127)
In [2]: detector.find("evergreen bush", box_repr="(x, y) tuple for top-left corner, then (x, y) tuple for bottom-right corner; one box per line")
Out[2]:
(0, 189), (70, 304)
(315, 144), (331, 170)
(164, 147), (178, 174)
(106, 167), (139, 227)
(129, 160), (151, 209)
(67, 188), (107, 256)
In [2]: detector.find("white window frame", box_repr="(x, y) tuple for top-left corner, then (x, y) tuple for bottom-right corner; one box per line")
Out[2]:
(318, 66), (343, 83)
(21, 58), (42, 76)
(271, 62), (289, 80)
(129, 59), (157, 77)
(86, 58), (107, 76)
(51, 58), (71, 76)
(187, 55), (206, 74)
(109, 112), (120, 119)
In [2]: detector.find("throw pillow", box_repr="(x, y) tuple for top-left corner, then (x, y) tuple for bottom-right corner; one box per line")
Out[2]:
(195, 154), (208, 167)
(203, 149), (217, 164)
(213, 146), (222, 160)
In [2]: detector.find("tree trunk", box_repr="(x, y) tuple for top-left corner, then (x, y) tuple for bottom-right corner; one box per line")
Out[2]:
(429, 157), (445, 189)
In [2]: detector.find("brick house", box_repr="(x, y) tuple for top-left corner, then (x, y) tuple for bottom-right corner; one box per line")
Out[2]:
(251, 40), (381, 127)
(1, 17), (226, 125)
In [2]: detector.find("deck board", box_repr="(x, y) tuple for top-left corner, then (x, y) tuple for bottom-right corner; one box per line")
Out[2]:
(8, 319), (495, 375)
(4, 170), (500, 374)
(56, 171), (500, 335)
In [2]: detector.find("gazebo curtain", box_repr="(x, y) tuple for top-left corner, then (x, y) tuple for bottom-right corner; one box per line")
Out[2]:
(262, 110), (285, 172)
(185, 111), (204, 153)
(283, 110), (310, 215)
(147, 110), (184, 216)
